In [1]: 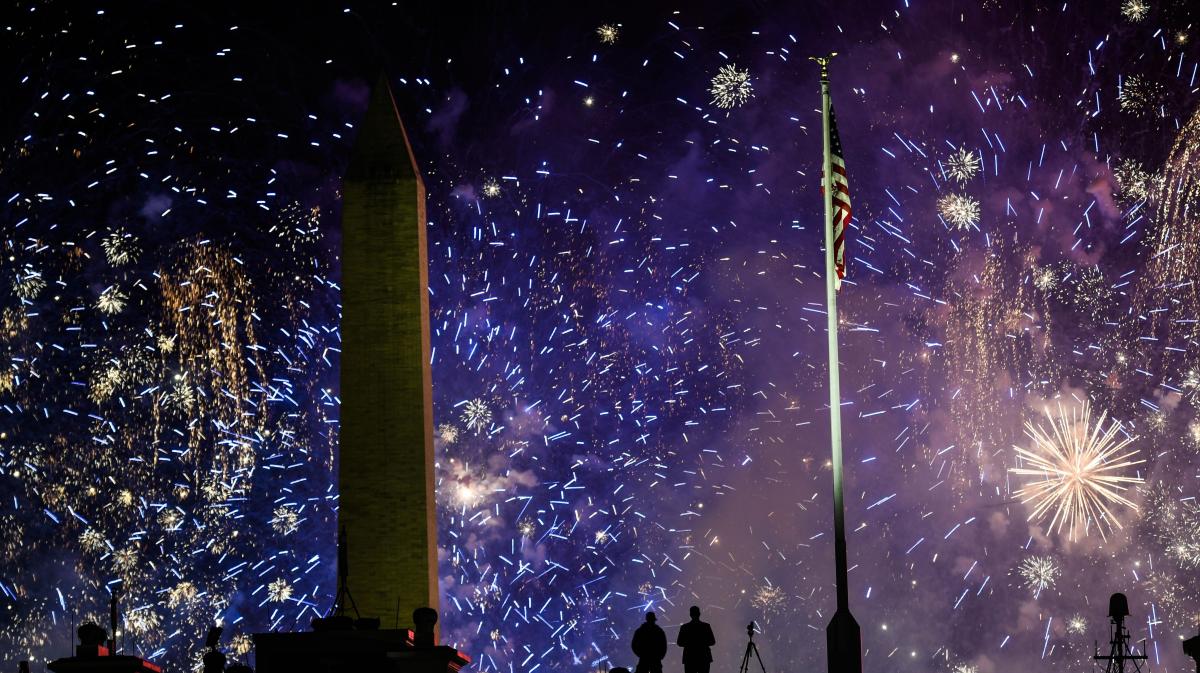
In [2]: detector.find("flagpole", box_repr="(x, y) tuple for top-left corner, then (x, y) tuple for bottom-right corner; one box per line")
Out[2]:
(811, 52), (862, 673)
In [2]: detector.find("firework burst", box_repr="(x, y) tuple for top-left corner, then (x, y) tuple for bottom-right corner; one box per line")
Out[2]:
(462, 398), (492, 433)
(937, 192), (981, 229)
(266, 578), (293, 603)
(1018, 555), (1060, 593)
(1121, 0), (1149, 22)
(709, 64), (753, 109)
(437, 423), (460, 445)
(1010, 401), (1144, 541)
(945, 146), (981, 184)
(101, 228), (140, 266)
(1119, 75), (1164, 116)
(596, 24), (619, 45)
(97, 286), (128, 314)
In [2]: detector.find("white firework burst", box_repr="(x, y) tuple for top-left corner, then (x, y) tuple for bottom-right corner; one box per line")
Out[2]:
(1112, 158), (1154, 204)
(482, 178), (501, 198)
(438, 423), (460, 445)
(267, 578), (293, 603)
(945, 146), (982, 184)
(1018, 555), (1060, 593)
(124, 607), (160, 635)
(168, 581), (197, 608)
(1010, 401), (1144, 541)
(518, 517), (536, 538)
(750, 583), (786, 615)
(157, 334), (177, 353)
(13, 270), (45, 299)
(271, 505), (300, 535)
(1119, 75), (1164, 116)
(79, 528), (107, 553)
(1121, 0), (1149, 22)
(596, 24), (619, 45)
(1066, 614), (1088, 634)
(710, 64), (753, 109)
(97, 286), (127, 314)
(89, 365), (124, 403)
(462, 398), (492, 433)
(938, 192), (981, 230)
(101, 228), (140, 266)
(1033, 266), (1058, 291)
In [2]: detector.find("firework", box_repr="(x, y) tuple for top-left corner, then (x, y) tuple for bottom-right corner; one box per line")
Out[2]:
(1010, 401), (1144, 541)
(266, 578), (293, 603)
(482, 178), (501, 198)
(1033, 266), (1057, 291)
(124, 608), (160, 636)
(461, 398), (492, 433)
(78, 528), (107, 553)
(101, 228), (140, 266)
(1119, 75), (1163, 116)
(518, 518), (536, 538)
(1142, 484), (1200, 569)
(1186, 418), (1200, 453)
(937, 192), (980, 229)
(437, 423), (459, 445)
(1112, 158), (1154, 204)
(1121, 0), (1149, 21)
(1066, 615), (1087, 635)
(596, 24), (619, 44)
(12, 270), (46, 299)
(167, 581), (198, 608)
(945, 146), (981, 184)
(1018, 555), (1060, 593)
(750, 583), (786, 615)
(271, 505), (300, 535)
(709, 64), (753, 109)
(96, 286), (128, 314)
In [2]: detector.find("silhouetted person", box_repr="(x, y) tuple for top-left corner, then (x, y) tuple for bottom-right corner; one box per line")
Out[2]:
(632, 612), (668, 673)
(676, 606), (715, 673)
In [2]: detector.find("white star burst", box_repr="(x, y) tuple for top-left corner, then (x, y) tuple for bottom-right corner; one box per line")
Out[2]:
(1010, 401), (1144, 541)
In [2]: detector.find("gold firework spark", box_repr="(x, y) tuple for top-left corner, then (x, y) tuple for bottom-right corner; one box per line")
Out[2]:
(1010, 401), (1144, 541)
(1121, 0), (1149, 22)
(945, 146), (982, 184)
(596, 24), (619, 45)
(937, 192), (980, 229)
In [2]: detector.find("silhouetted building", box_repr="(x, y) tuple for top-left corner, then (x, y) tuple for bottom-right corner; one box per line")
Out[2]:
(252, 76), (466, 673)
(46, 623), (161, 673)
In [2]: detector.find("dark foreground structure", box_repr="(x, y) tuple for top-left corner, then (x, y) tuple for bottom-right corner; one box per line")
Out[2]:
(45, 623), (161, 673)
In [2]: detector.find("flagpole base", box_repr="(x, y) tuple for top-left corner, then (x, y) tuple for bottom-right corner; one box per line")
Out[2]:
(826, 608), (862, 673)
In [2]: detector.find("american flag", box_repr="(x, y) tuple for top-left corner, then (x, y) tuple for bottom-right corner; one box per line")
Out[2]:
(825, 105), (851, 290)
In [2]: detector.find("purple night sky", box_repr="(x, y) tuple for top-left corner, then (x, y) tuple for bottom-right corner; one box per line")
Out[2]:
(1, 1), (1198, 671)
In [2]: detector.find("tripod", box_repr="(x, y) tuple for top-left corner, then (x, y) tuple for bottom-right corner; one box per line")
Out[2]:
(738, 622), (768, 673)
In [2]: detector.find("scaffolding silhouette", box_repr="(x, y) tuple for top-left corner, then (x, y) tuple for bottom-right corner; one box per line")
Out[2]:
(1094, 593), (1147, 673)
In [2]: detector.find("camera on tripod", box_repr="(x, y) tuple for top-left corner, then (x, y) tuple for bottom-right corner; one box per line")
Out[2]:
(738, 621), (767, 673)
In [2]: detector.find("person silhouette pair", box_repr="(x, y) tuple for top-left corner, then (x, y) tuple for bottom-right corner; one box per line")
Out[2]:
(631, 606), (715, 673)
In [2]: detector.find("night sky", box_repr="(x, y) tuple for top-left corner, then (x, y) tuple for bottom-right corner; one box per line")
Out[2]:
(2, 1), (1200, 671)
